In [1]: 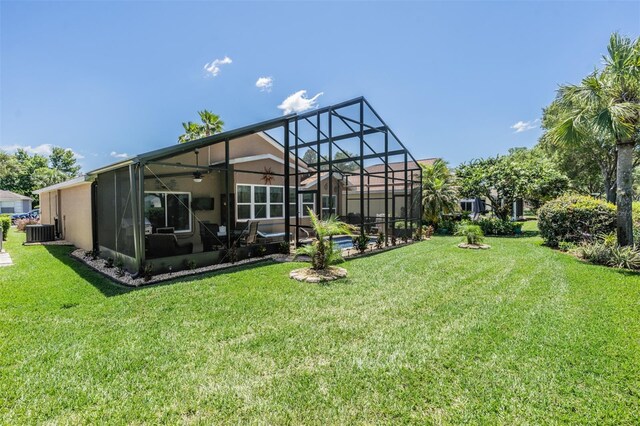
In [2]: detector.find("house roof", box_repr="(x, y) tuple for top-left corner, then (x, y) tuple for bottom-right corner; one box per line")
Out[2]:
(0, 190), (32, 201)
(32, 175), (93, 195)
(346, 158), (434, 191)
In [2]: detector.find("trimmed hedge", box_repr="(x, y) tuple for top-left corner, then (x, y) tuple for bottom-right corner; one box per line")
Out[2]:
(0, 215), (10, 241)
(476, 217), (522, 236)
(538, 195), (616, 246)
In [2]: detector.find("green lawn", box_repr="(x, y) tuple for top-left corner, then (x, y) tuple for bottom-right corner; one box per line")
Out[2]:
(1, 225), (639, 424)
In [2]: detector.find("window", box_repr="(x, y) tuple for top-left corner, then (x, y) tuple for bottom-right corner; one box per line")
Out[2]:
(144, 192), (192, 232)
(460, 200), (473, 212)
(236, 184), (285, 221)
(300, 193), (315, 217)
(322, 195), (337, 218)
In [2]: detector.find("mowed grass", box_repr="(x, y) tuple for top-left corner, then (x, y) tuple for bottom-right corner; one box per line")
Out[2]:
(1, 224), (639, 424)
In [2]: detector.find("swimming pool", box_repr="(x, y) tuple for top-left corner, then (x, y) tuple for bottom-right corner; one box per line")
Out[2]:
(332, 235), (378, 250)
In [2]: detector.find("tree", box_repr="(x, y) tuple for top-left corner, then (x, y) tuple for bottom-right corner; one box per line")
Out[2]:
(49, 147), (81, 176)
(198, 110), (224, 136)
(333, 151), (358, 173)
(0, 147), (81, 203)
(302, 149), (318, 166)
(456, 150), (568, 220)
(421, 159), (458, 225)
(540, 101), (620, 201)
(178, 110), (224, 143)
(547, 33), (640, 245)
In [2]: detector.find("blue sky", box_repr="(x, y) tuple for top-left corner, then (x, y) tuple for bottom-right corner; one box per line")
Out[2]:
(1, 1), (638, 171)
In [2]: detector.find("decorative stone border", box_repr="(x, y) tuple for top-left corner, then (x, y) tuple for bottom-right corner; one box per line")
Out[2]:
(289, 266), (348, 283)
(457, 243), (491, 250)
(70, 249), (287, 287)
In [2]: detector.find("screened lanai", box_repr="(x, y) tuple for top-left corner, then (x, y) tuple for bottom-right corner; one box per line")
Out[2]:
(91, 97), (422, 274)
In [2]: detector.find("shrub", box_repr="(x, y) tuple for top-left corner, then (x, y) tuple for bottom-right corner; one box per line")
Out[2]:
(278, 241), (290, 255)
(538, 195), (616, 247)
(437, 218), (457, 235)
(424, 225), (434, 239)
(352, 232), (369, 254)
(578, 241), (640, 270)
(455, 223), (484, 245)
(375, 232), (384, 249)
(476, 217), (520, 236)
(0, 215), (10, 241)
(558, 241), (577, 252)
(15, 218), (39, 232)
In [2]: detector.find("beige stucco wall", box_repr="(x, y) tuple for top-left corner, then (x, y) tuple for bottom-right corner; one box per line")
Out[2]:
(40, 184), (93, 250)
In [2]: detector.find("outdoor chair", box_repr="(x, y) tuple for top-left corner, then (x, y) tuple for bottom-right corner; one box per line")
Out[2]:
(239, 221), (259, 246)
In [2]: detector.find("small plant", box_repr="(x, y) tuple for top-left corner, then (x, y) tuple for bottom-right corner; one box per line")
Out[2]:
(114, 257), (125, 277)
(353, 232), (369, 254)
(455, 223), (484, 245)
(375, 232), (384, 249)
(83, 250), (94, 260)
(184, 259), (197, 270)
(294, 209), (354, 270)
(424, 225), (434, 239)
(142, 262), (153, 282)
(390, 234), (397, 246)
(278, 241), (290, 255)
(256, 245), (267, 257)
(609, 246), (640, 270)
(104, 257), (114, 268)
(558, 241), (577, 252)
(226, 241), (238, 264)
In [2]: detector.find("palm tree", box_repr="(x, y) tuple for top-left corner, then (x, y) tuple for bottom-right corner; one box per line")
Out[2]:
(294, 209), (355, 270)
(198, 110), (224, 136)
(177, 121), (202, 144)
(421, 159), (459, 225)
(550, 33), (640, 245)
(177, 110), (224, 143)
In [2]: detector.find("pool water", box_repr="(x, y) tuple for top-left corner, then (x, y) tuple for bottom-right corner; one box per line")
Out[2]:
(332, 235), (378, 250)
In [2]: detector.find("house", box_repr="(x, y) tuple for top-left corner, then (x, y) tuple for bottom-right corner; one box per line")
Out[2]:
(34, 97), (422, 274)
(0, 190), (32, 214)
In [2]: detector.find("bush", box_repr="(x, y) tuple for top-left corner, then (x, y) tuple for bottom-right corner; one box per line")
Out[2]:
(476, 217), (521, 236)
(558, 241), (577, 252)
(15, 218), (39, 232)
(437, 218), (457, 235)
(578, 241), (640, 270)
(455, 223), (484, 245)
(0, 215), (10, 241)
(538, 195), (616, 247)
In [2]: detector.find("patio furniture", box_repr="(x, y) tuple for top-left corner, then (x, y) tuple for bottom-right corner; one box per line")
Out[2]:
(199, 222), (224, 251)
(145, 233), (193, 258)
(238, 221), (259, 246)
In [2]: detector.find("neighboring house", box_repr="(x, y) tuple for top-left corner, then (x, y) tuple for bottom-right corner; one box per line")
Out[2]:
(0, 190), (32, 214)
(34, 97), (421, 273)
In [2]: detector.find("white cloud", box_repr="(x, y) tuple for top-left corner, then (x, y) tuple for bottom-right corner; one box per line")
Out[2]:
(277, 90), (324, 115)
(255, 76), (273, 92)
(110, 151), (129, 159)
(511, 119), (540, 133)
(0, 143), (84, 159)
(203, 56), (232, 77)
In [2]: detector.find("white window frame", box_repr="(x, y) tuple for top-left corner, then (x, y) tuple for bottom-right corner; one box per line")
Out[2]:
(299, 192), (315, 217)
(321, 194), (337, 217)
(143, 191), (192, 233)
(235, 184), (286, 221)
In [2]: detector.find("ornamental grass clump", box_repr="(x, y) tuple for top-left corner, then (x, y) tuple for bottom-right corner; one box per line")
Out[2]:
(456, 223), (484, 245)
